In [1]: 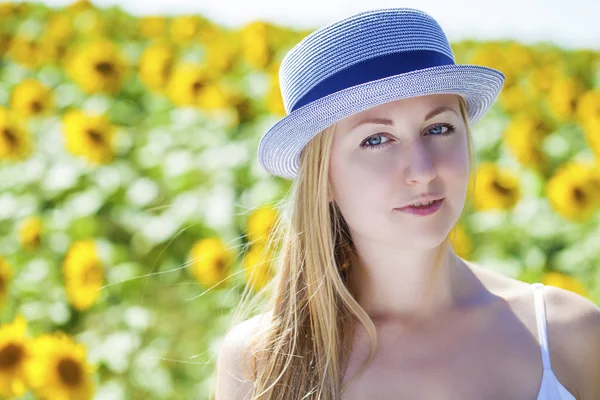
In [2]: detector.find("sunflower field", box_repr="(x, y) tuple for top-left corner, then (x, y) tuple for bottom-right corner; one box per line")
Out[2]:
(0, 1), (598, 399)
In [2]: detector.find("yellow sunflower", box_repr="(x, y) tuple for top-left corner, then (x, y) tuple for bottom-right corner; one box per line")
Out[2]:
(139, 16), (167, 39)
(576, 89), (600, 123)
(498, 83), (537, 115)
(246, 206), (279, 245)
(62, 240), (104, 311)
(525, 64), (564, 100)
(18, 216), (42, 250)
(196, 83), (232, 111)
(45, 12), (74, 43)
(165, 62), (215, 107)
(265, 65), (286, 116)
(189, 237), (233, 288)
(547, 76), (585, 122)
(0, 106), (32, 162)
(0, 257), (13, 310)
(546, 161), (600, 222)
(239, 21), (272, 70)
(203, 31), (239, 74)
(0, 315), (32, 398)
(138, 41), (175, 92)
(449, 223), (472, 260)
(169, 15), (201, 44)
(65, 39), (128, 95)
(502, 113), (552, 172)
(542, 271), (587, 297)
(6, 36), (42, 69)
(10, 79), (54, 118)
(61, 109), (116, 164)
(242, 244), (274, 293)
(25, 331), (96, 400)
(473, 163), (521, 211)
(581, 116), (600, 158)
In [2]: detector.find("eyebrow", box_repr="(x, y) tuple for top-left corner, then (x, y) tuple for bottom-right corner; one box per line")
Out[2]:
(349, 105), (459, 132)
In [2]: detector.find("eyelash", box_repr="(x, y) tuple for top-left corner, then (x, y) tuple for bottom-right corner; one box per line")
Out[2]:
(359, 123), (457, 151)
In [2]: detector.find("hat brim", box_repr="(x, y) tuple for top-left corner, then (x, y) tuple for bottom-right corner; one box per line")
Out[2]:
(257, 64), (505, 180)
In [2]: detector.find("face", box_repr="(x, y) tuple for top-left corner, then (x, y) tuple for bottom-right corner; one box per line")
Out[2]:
(328, 94), (469, 249)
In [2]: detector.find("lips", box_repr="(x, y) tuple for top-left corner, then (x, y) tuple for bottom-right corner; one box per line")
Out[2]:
(395, 196), (445, 209)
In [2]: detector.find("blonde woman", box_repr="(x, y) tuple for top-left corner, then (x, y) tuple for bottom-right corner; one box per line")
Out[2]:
(215, 8), (600, 400)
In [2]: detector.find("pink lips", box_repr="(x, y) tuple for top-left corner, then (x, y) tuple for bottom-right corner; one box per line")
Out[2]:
(394, 198), (444, 216)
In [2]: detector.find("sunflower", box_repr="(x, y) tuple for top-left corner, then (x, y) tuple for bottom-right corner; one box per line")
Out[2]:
(203, 31), (239, 74)
(6, 36), (42, 69)
(502, 113), (552, 172)
(10, 79), (54, 118)
(498, 83), (537, 115)
(473, 163), (521, 211)
(169, 15), (201, 44)
(581, 116), (600, 158)
(542, 271), (587, 297)
(265, 65), (286, 116)
(239, 21), (272, 70)
(189, 237), (233, 288)
(525, 63), (564, 100)
(61, 109), (116, 164)
(546, 161), (600, 222)
(45, 12), (74, 43)
(0, 106), (32, 162)
(0, 257), (13, 310)
(547, 76), (586, 122)
(576, 89), (600, 123)
(450, 224), (472, 260)
(65, 39), (128, 95)
(18, 216), (42, 250)
(138, 41), (175, 92)
(246, 206), (279, 246)
(25, 331), (95, 400)
(469, 43), (517, 89)
(242, 244), (274, 293)
(62, 240), (104, 311)
(0, 315), (32, 398)
(165, 62), (215, 107)
(139, 16), (167, 39)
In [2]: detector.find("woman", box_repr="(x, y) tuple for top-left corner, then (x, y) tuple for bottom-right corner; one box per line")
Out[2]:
(214, 8), (600, 399)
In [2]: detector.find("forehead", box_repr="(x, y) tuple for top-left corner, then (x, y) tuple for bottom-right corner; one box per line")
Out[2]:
(336, 93), (461, 131)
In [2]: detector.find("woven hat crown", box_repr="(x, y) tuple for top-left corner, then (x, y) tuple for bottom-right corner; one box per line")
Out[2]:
(279, 8), (455, 114)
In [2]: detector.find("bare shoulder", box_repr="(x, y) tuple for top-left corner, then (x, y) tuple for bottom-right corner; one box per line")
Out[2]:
(214, 311), (273, 400)
(541, 285), (600, 399)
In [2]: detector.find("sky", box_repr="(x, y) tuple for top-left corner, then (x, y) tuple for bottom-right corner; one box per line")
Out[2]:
(19, 0), (600, 50)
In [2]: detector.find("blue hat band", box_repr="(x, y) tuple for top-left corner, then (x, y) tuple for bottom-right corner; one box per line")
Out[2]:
(290, 49), (455, 112)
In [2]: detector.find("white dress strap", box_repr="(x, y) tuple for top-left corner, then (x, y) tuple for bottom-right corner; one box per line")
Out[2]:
(531, 282), (552, 370)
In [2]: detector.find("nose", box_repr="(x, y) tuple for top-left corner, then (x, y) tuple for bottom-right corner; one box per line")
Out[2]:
(404, 141), (437, 185)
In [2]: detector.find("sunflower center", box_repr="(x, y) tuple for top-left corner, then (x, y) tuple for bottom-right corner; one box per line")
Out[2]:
(573, 187), (586, 204)
(492, 180), (513, 196)
(83, 265), (102, 285)
(0, 343), (24, 370)
(30, 100), (43, 113)
(2, 128), (17, 149)
(191, 80), (205, 93)
(57, 357), (82, 386)
(86, 129), (104, 144)
(95, 61), (115, 76)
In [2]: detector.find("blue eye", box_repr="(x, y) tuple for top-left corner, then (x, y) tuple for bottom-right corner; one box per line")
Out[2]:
(359, 123), (457, 150)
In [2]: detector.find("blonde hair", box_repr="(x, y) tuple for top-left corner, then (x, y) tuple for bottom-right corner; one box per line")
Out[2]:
(226, 96), (476, 399)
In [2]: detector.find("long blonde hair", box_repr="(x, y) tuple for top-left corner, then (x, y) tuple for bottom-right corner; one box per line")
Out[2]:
(227, 96), (476, 399)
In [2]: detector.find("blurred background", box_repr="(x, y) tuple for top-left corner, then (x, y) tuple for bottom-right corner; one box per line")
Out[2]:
(0, 0), (598, 399)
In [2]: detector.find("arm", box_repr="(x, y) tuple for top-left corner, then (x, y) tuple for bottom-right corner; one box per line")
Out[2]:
(544, 286), (600, 400)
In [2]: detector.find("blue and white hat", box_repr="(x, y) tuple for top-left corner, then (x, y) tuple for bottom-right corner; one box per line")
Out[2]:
(257, 7), (505, 180)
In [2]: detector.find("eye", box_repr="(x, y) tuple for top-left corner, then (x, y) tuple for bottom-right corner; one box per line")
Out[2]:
(426, 123), (456, 136)
(359, 134), (392, 150)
